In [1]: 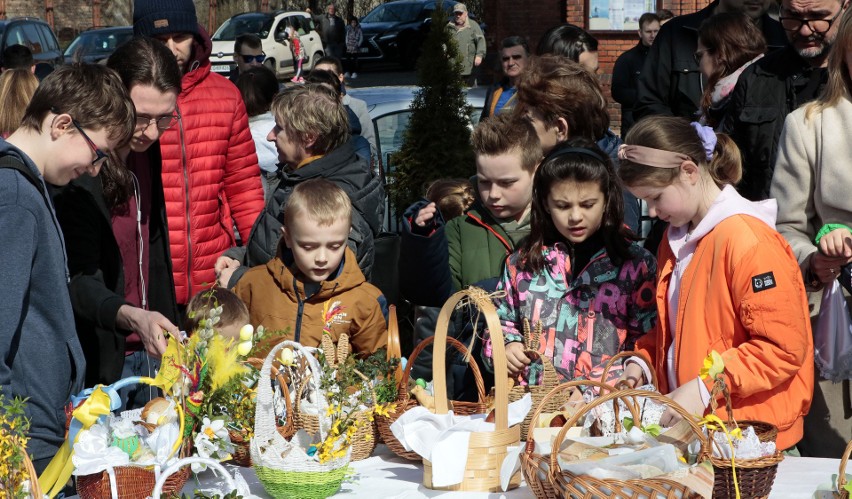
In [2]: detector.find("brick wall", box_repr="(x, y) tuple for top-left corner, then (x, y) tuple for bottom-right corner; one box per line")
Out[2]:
(481, 0), (712, 136)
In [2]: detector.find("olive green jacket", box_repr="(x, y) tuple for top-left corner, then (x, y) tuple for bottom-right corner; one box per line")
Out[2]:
(448, 20), (485, 76)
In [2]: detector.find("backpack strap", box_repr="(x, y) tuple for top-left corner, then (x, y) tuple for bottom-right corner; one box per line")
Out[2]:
(0, 155), (45, 196)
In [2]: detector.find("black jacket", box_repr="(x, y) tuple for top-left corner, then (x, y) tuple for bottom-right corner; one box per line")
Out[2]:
(225, 138), (385, 285)
(718, 45), (827, 201)
(54, 145), (178, 386)
(611, 41), (650, 137)
(634, 2), (788, 121)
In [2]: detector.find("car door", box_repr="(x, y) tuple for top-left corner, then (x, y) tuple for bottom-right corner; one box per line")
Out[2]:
(293, 14), (323, 69)
(270, 16), (293, 77)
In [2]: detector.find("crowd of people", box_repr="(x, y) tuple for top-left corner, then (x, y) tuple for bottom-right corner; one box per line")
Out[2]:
(3, 0), (852, 486)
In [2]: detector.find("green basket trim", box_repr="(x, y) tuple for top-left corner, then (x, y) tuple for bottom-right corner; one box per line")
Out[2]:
(255, 465), (350, 499)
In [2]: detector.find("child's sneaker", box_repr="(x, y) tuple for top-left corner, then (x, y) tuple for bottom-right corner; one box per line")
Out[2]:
(351, 72), (358, 79)
(297, 77), (305, 83)
(291, 76), (299, 83)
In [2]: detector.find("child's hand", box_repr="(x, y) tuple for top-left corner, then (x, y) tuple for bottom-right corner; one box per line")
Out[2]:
(505, 341), (532, 376)
(819, 227), (852, 259)
(618, 362), (646, 389)
(414, 202), (437, 228)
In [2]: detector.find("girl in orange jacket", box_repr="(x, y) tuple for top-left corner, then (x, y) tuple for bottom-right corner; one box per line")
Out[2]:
(617, 116), (814, 451)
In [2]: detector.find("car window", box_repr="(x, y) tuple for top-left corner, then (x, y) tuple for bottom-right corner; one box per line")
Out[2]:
(212, 15), (274, 41)
(374, 111), (411, 168)
(22, 24), (43, 54)
(36, 24), (58, 52)
(6, 25), (30, 51)
(362, 3), (422, 23)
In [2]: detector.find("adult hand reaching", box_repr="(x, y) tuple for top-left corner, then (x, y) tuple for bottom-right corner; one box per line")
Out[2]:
(116, 305), (178, 358)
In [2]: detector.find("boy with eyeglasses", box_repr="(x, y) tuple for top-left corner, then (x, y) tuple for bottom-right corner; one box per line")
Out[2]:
(230, 33), (265, 83)
(134, 0), (265, 311)
(0, 63), (134, 475)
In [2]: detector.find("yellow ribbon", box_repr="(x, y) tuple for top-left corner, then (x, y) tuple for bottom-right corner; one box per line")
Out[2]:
(700, 414), (742, 499)
(71, 386), (112, 428)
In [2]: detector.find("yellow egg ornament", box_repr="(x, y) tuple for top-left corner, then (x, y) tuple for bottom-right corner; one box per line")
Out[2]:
(235, 324), (254, 356)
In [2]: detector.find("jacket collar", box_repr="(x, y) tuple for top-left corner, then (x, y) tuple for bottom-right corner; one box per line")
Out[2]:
(181, 24), (214, 94)
(267, 245), (364, 301)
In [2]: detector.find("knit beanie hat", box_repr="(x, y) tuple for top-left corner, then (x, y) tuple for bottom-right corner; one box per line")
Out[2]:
(133, 0), (199, 38)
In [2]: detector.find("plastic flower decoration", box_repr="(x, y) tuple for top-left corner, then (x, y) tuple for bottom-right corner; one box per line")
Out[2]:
(699, 350), (725, 381)
(192, 417), (234, 472)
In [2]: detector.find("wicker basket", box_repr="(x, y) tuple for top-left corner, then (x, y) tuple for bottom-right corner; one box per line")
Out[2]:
(708, 378), (783, 499)
(549, 388), (711, 498)
(836, 440), (852, 498)
(73, 377), (189, 499)
(251, 340), (350, 499)
(386, 304), (403, 386)
(315, 332), (379, 461)
(520, 379), (617, 499)
(376, 333), (488, 460)
(507, 319), (565, 442)
(229, 357), (297, 467)
(422, 287), (522, 492)
(23, 451), (42, 499)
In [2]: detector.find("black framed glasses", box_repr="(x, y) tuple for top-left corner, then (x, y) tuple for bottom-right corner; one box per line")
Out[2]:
(779, 7), (844, 35)
(693, 48), (710, 65)
(71, 119), (108, 168)
(135, 114), (179, 132)
(240, 53), (266, 64)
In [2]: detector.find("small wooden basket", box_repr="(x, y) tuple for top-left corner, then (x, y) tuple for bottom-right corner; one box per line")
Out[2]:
(836, 440), (852, 498)
(422, 287), (521, 492)
(507, 319), (565, 442)
(229, 357), (296, 467)
(376, 333), (488, 460)
(708, 379), (783, 499)
(520, 379), (617, 499)
(550, 389), (711, 498)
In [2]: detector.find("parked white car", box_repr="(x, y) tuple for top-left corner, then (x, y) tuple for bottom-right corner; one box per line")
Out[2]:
(210, 11), (324, 79)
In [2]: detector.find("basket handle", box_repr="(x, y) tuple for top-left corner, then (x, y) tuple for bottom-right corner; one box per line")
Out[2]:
(549, 388), (710, 473)
(433, 288), (510, 429)
(398, 335), (487, 405)
(600, 350), (659, 389)
(838, 439), (852, 492)
(23, 452), (43, 499)
(523, 379), (616, 454)
(151, 457), (237, 498)
(254, 340), (325, 445)
(246, 357), (295, 437)
(386, 305), (403, 383)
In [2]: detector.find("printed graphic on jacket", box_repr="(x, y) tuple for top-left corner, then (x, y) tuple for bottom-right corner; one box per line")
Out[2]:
(484, 242), (657, 384)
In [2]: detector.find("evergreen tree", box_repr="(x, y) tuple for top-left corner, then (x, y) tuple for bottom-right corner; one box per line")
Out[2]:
(389, 2), (475, 213)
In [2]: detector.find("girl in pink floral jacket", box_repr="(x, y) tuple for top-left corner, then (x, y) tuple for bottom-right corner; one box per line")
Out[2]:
(483, 142), (657, 385)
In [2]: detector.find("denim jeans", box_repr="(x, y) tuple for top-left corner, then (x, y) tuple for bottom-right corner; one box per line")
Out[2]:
(118, 350), (161, 411)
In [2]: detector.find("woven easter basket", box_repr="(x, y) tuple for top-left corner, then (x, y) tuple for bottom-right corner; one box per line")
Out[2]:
(836, 440), (852, 498)
(23, 452), (42, 499)
(318, 332), (380, 461)
(520, 379), (617, 499)
(708, 378), (783, 499)
(376, 333), (489, 460)
(251, 340), (350, 499)
(74, 378), (189, 499)
(229, 357), (297, 467)
(550, 388), (712, 498)
(507, 319), (565, 442)
(422, 287), (522, 492)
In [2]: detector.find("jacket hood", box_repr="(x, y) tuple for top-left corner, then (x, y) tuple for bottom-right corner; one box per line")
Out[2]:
(266, 246), (365, 302)
(596, 129), (622, 162)
(182, 24), (213, 93)
(669, 184), (777, 258)
(284, 139), (384, 235)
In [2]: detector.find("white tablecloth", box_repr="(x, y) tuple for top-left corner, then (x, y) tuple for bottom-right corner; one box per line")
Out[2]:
(176, 446), (843, 499)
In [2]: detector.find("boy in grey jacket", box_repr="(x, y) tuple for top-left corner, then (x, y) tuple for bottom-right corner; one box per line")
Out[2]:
(0, 64), (134, 474)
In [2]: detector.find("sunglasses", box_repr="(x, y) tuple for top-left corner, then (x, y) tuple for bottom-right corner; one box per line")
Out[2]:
(240, 53), (266, 64)
(71, 119), (108, 168)
(136, 114), (180, 132)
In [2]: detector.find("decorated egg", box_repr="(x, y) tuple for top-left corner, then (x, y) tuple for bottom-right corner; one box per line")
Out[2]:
(239, 324), (254, 341)
(279, 348), (295, 366)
